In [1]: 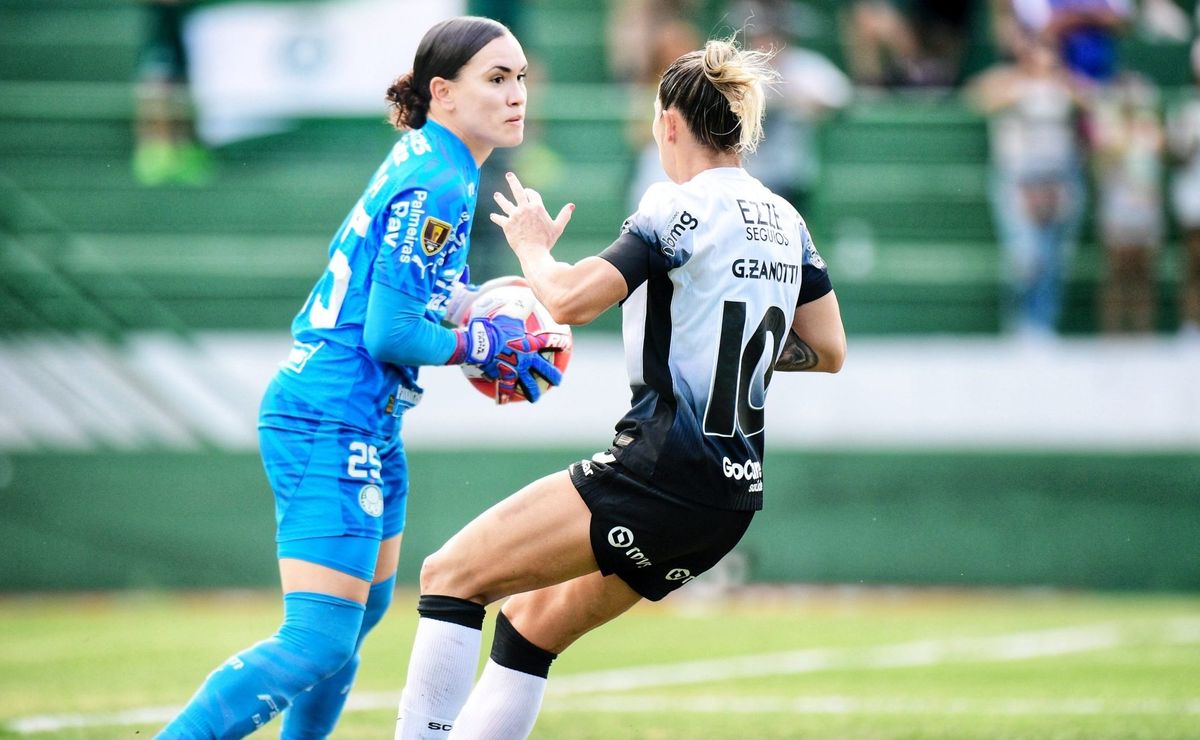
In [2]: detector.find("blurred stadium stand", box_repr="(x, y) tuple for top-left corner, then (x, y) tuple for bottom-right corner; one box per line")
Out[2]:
(1, 0), (1198, 592)
(2, 0), (1197, 335)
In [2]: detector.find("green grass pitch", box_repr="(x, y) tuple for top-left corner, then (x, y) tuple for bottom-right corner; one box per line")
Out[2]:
(1, 588), (1198, 739)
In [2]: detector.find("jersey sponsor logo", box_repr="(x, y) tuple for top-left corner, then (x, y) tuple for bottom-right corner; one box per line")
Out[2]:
(385, 191), (428, 267)
(607, 526), (633, 547)
(737, 198), (790, 245)
(358, 484), (384, 517)
(736, 198), (782, 229)
(426, 273), (456, 314)
(251, 694), (280, 728)
(607, 526), (652, 568)
(805, 238), (827, 270)
(388, 385), (423, 417)
(665, 568), (693, 581)
(421, 216), (453, 256)
(390, 129), (432, 165)
(731, 258), (800, 283)
(282, 340), (324, 373)
(341, 200), (372, 243)
(367, 171), (389, 198)
(660, 210), (698, 257)
(722, 456), (762, 482)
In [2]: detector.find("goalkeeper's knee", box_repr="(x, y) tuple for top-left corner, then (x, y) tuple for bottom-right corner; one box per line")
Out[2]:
(278, 592), (363, 681)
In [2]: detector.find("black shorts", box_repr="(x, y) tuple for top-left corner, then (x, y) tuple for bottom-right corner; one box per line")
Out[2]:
(568, 454), (754, 601)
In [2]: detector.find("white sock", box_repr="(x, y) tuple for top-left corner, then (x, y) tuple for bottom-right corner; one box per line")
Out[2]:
(448, 659), (548, 740)
(394, 617), (483, 740)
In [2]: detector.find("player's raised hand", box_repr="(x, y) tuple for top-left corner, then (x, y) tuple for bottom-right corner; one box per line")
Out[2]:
(490, 171), (574, 256)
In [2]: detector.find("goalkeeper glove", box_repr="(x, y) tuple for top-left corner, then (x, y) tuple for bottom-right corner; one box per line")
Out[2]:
(447, 315), (563, 403)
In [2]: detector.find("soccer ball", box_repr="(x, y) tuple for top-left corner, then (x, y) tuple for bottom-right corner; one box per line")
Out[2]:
(460, 282), (572, 403)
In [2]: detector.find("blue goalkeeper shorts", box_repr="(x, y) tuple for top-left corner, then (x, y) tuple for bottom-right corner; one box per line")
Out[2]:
(258, 380), (408, 580)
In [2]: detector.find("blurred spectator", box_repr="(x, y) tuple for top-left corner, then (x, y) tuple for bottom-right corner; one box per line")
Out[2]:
(968, 36), (1087, 339)
(609, 1), (701, 210)
(1166, 39), (1200, 337)
(621, 0), (852, 216)
(606, 0), (705, 86)
(739, 1), (853, 215)
(1011, 0), (1133, 90)
(1091, 72), (1166, 334)
(840, 0), (975, 88)
(1136, 0), (1193, 43)
(133, 0), (212, 186)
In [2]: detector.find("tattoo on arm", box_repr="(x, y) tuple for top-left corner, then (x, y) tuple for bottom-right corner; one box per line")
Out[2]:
(775, 329), (819, 371)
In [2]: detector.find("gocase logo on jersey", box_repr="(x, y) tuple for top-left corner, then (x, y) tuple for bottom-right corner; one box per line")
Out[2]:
(723, 456), (763, 493)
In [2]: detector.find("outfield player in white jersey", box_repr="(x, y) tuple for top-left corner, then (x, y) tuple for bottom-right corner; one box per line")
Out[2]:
(394, 38), (846, 739)
(157, 17), (563, 740)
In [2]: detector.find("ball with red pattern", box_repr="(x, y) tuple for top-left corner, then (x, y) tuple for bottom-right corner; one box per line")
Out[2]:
(460, 284), (572, 403)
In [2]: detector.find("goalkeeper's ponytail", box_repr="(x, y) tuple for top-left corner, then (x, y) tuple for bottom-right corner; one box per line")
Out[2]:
(386, 16), (511, 131)
(386, 73), (428, 130)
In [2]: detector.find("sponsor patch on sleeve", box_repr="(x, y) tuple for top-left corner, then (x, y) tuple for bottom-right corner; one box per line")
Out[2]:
(420, 216), (453, 256)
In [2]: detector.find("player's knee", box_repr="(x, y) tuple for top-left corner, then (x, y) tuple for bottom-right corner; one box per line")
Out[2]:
(296, 625), (358, 682)
(503, 596), (585, 654)
(417, 548), (454, 594)
(418, 547), (481, 601)
(278, 592), (364, 683)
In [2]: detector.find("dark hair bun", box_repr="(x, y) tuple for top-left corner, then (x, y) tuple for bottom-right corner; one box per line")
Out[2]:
(386, 72), (429, 130)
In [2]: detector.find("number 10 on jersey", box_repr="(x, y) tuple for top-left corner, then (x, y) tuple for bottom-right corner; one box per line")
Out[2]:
(703, 301), (787, 438)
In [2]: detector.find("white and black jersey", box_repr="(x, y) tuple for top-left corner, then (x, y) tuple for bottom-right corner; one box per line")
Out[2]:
(598, 167), (832, 511)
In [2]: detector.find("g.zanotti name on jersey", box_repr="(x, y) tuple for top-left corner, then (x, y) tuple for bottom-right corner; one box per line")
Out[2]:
(730, 257), (800, 283)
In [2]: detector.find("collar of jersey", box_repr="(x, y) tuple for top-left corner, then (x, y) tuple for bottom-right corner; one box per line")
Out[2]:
(690, 166), (747, 183)
(421, 118), (480, 179)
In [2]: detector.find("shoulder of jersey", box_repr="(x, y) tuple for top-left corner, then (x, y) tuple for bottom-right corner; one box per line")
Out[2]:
(639, 180), (681, 209)
(376, 131), (463, 200)
(781, 197), (805, 228)
(385, 128), (447, 177)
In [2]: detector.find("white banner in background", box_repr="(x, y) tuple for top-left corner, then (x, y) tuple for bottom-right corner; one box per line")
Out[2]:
(184, 0), (465, 144)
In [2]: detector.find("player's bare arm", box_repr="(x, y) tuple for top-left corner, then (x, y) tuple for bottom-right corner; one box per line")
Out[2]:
(776, 290), (846, 373)
(492, 171), (626, 324)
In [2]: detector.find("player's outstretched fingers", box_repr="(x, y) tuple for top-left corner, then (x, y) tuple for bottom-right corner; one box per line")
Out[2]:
(553, 203), (575, 234)
(505, 171), (528, 204)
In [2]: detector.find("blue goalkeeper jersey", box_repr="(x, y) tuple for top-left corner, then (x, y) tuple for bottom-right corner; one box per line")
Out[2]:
(269, 119), (480, 438)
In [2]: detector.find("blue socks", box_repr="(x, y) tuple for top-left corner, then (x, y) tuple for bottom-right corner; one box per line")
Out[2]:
(281, 576), (395, 739)
(157, 592), (365, 739)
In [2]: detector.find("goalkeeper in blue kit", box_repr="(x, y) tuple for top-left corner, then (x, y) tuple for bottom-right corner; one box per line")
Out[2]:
(157, 16), (563, 739)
